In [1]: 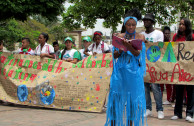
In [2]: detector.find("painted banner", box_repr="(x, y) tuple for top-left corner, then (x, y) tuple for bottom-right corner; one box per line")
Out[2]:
(0, 52), (112, 112)
(145, 41), (193, 85)
(0, 41), (193, 112)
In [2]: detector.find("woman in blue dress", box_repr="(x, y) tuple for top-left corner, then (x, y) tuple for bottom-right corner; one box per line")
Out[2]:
(105, 8), (146, 126)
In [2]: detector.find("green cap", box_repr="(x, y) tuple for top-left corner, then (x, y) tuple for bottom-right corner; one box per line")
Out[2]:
(64, 37), (73, 42)
(82, 36), (91, 42)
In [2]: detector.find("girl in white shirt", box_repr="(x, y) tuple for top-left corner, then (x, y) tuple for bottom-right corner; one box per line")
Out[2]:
(60, 37), (81, 64)
(79, 36), (92, 60)
(84, 31), (110, 55)
(35, 32), (55, 58)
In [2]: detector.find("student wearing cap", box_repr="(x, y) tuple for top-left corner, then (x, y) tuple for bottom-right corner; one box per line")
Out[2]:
(79, 36), (92, 59)
(141, 13), (164, 119)
(84, 31), (110, 55)
(60, 37), (81, 64)
(35, 32), (55, 58)
(53, 41), (61, 59)
(17, 38), (35, 55)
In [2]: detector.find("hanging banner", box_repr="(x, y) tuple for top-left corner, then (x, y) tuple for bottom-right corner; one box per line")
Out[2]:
(144, 41), (193, 85)
(0, 52), (112, 112)
(0, 41), (193, 112)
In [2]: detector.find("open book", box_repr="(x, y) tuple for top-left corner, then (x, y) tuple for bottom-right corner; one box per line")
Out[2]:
(112, 34), (142, 51)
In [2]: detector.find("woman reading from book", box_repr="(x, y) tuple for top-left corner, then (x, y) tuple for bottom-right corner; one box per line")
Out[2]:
(105, 8), (146, 126)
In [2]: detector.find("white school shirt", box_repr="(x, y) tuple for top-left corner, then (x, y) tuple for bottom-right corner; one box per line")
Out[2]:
(17, 48), (35, 55)
(35, 43), (54, 55)
(141, 30), (164, 43)
(88, 41), (109, 54)
(61, 49), (77, 60)
(79, 49), (92, 59)
(108, 44), (113, 52)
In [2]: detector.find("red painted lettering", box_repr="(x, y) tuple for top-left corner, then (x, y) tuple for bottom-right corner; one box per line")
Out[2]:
(23, 73), (29, 80)
(101, 54), (106, 67)
(18, 59), (24, 67)
(55, 61), (63, 73)
(30, 74), (37, 82)
(109, 60), (113, 67)
(1, 56), (7, 63)
(8, 70), (14, 77)
(48, 65), (53, 72)
(28, 60), (33, 68)
(92, 60), (96, 68)
(37, 62), (41, 70)
(13, 59), (18, 66)
(8, 59), (13, 65)
(171, 63), (182, 82)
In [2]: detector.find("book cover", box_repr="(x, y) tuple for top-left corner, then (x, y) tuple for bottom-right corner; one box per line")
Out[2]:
(112, 34), (142, 51)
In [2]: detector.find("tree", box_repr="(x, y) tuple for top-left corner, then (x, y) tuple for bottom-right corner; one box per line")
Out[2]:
(0, 18), (57, 50)
(62, 0), (194, 31)
(0, 0), (66, 21)
(0, 19), (25, 51)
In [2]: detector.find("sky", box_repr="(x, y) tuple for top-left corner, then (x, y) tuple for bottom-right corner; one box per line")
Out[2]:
(64, 2), (177, 36)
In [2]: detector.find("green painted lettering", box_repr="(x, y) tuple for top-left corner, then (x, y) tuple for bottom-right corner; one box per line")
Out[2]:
(86, 56), (92, 68)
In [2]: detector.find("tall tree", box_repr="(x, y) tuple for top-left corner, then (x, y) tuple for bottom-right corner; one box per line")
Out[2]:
(0, 0), (66, 21)
(0, 19), (25, 51)
(62, 0), (194, 31)
(0, 18), (56, 50)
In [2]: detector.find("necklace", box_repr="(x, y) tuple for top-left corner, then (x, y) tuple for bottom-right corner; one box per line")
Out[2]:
(125, 31), (136, 40)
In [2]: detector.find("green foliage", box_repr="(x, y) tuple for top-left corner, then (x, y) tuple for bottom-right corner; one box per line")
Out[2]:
(0, 18), (57, 50)
(18, 18), (56, 49)
(0, 0), (66, 21)
(63, 0), (194, 31)
(0, 19), (25, 50)
(59, 43), (66, 50)
(49, 25), (67, 41)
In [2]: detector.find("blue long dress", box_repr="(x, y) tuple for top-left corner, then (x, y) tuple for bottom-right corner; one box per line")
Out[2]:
(105, 42), (146, 126)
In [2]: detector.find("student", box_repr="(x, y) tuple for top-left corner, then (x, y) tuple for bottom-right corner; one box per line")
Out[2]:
(84, 31), (110, 55)
(35, 32), (55, 58)
(171, 18), (194, 123)
(141, 13), (164, 119)
(79, 36), (92, 59)
(60, 37), (81, 64)
(52, 41), (60, 59)
(160, 26), (176, 105)
(0, 40), (3, 52)
(17, 38), (34, 55)
(105, 8), (146, 126)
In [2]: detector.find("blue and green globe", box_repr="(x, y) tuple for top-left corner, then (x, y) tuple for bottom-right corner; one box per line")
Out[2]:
(146, 46), (161, 62)
(40, 85), (55, 105)
(17, 85), (28, 102)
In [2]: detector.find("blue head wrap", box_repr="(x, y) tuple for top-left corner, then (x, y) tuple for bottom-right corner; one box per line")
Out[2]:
(124, 16), (138, 25)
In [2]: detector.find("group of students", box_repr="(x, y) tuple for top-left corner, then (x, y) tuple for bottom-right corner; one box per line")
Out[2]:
(0, 31), (111, 64)
(52, 31), (111, 63)
(0, 8), (194, 126)
(10, 31), (110, 64)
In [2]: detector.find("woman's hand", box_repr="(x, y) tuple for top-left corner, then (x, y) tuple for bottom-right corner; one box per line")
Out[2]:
(93, 52), (97, 55)
(40, 53), (47, 58)
(145, 40), (149, 43)
(122, 39), (132, 51)
(66, 58), (73, 62)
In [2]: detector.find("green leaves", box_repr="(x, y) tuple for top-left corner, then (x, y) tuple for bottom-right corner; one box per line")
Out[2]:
(62, 0), (193, 31)
(0, 0), (66, 21)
